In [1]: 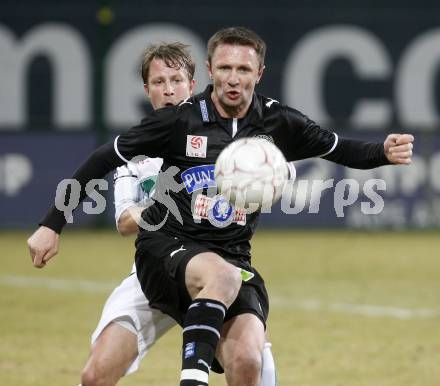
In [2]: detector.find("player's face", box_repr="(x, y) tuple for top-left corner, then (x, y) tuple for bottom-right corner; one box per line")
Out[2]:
(207, 44), (264, 118)
(144, 58), (195, 109)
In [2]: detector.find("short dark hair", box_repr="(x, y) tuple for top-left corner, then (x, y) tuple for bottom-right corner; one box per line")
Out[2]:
(141, 42), (195, 84)
(207, 27), (266, 68)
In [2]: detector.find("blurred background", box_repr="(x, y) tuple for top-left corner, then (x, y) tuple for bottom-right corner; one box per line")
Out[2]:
(1, 0), (439, 229)
(1, 1), (440, 386)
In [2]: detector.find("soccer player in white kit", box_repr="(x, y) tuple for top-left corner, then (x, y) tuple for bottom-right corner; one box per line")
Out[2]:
(79, 42), (277, 386)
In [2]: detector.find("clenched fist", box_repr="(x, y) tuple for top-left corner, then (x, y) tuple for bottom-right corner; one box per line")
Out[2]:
(384, 134), (414, 165)
(27, 226), (59, 268)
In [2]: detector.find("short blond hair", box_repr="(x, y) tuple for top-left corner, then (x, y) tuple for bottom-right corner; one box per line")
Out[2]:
(141, 42), (195, 84)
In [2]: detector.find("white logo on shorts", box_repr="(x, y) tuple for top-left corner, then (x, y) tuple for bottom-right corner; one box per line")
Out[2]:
(170, 245), (186, 258)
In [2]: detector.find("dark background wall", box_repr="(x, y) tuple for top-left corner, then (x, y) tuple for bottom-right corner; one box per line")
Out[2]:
(1, 0), (439, 228)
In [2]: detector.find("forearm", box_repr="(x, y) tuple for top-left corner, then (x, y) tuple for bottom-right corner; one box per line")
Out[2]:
(116, 206), (144, 236)
(323, 137), (390, 169)
(40, 142), (125, 234)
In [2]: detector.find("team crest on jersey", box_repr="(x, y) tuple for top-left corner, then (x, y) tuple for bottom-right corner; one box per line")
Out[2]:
(193, 194), (246, 227)
(207, 195), (235, 228)
(186, 135), (208, 158)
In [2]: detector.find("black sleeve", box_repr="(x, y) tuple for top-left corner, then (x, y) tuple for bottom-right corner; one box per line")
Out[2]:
(281, 107), (337, 160)
(115, 105), (180, 162)
(39, 142), (124, 234)
(282, 107), (390, 169)
(40, 106), (183, 234)
(323, 137), (390, 169)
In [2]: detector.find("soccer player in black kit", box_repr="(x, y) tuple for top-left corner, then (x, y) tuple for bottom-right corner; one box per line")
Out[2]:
(28, 27), (414, 386)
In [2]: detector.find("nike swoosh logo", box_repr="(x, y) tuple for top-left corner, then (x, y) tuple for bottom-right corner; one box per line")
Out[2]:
(170, 245), (186, 258)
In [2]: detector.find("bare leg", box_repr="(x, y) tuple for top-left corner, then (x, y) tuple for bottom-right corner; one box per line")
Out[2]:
(185, 252), (242, 306)
(216, 313), (265, 386)
(81, 322), (138, 386)
(179, 252), (242, 385)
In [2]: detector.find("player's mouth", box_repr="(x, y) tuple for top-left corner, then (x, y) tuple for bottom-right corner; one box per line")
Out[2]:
(164, 102), (175, 107)
(226, 91), (240, 101)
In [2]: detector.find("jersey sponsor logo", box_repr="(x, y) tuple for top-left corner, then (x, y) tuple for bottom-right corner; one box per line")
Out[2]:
(181, 164), (216, 194)
(193, 194), (246, 227)
(199, 100), (209, 122)
(186, 135), (208, 158)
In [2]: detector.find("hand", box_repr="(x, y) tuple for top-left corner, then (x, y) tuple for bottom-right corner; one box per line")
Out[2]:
(27, 226), (59, 268)
(384, 134), (414, 165)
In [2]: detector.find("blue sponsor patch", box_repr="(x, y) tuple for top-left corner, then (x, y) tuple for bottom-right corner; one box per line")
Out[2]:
(181, 164), (216, 193)
(184, 342), (196, 359)
(200, 100), (209, 122)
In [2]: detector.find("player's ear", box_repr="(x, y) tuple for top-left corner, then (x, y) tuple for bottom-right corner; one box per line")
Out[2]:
(256, 64), (265, 84)
(143, 83), (150, 96)
(206, 60), (213, 81)
(189, 79), (196, 95)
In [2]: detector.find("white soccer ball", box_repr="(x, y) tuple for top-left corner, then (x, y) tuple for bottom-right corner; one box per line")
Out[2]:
(214, 137), (288, 211)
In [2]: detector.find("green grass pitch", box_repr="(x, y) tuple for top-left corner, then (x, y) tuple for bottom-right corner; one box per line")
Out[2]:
(1, 229), (439, 386)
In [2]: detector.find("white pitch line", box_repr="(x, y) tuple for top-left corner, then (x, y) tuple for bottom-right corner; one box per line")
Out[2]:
(0, 274), (116, 293)
(270, 296), (440, 320)
(1, 275), (439, 320)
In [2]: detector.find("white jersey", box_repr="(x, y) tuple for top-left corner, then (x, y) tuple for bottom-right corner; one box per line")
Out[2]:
(114, 157), (163, 223)
(92, 156), (174, 376)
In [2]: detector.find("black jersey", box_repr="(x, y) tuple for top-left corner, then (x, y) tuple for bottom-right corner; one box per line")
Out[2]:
(113, 85), (388, 259)
(41, 85), (389, 253)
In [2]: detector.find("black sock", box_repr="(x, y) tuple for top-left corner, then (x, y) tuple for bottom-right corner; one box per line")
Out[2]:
(180, 298), (226, 386)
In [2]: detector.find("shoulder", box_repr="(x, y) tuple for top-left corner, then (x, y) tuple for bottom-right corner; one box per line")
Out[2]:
(256, 93), (309, 126)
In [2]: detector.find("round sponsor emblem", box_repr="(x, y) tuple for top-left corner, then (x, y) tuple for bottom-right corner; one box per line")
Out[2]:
(207, 195), (234, 228)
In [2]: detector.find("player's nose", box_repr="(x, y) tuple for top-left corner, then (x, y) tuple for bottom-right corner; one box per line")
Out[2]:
(227, 69), (240, 86)
(164, 81), (174, 95)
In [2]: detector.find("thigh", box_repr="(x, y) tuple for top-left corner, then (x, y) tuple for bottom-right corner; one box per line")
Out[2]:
(85, 322), (138, 379)
(216, 313), (265, 369)
(225, 281), (269, 327)
(184, 251), (241, 303)
(135, 231), (211, 325)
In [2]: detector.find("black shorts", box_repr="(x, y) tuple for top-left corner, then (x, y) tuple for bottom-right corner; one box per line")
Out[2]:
(135, 230), (269, 328)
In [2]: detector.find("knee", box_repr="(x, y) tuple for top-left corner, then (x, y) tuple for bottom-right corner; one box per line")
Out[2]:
(218, 261), (242, 288)
(227, 347), (262, 383)
(80, 366), (96, 386)
(81, 362), (109, 386)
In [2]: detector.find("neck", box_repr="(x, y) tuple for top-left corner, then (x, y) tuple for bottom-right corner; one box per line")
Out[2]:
(211, 92), (250, 119)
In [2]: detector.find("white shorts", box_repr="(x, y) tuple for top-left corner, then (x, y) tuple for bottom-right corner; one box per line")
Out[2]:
(91, 264), (176, 375)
